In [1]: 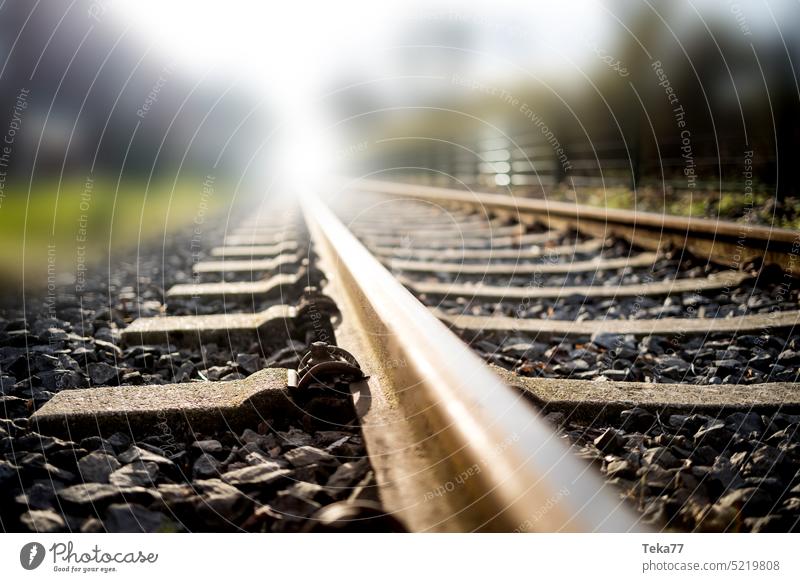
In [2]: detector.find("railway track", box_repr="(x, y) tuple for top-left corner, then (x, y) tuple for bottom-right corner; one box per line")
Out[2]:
(325, 180), (800, 532)
(4, 179), (800, 532)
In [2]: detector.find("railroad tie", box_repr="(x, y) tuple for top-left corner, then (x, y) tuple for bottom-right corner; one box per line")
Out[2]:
(122, 289), (338, 348)
(388, 251), (659, 275)
(210, 240), (302, 258)
(351, 222), (525, 239)
(236, 217), (305, 232)
(347, 216), (494, 229)
(165, 264), (322, 300)
(230, 227), (297, 237)
(339, 205), (467, 221)
(225, 232), (302, 246)
(401, 270), (750, 300)
(226, 225), (301, 239)
(238, 212), (299, 226)
(30, 368), (295, 439)
(361, 230), (563, 250)
(348, 216), (507, 233)
(122, 304), (294, 348)
(192, 251), (305, 275)
(371, 239), (602, 260)
(433, 308), (800, 337)
(491, 366), (800, 422)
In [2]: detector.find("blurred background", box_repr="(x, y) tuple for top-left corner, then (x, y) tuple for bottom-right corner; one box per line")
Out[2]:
(1, 0), (799, 284)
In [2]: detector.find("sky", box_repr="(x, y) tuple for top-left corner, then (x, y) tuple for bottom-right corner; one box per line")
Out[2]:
(110, 0), (799, 189)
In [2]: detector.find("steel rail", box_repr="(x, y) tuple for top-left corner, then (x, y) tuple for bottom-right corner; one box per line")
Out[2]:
(351, 179), (800, 277)
(301, 188), (644, 532)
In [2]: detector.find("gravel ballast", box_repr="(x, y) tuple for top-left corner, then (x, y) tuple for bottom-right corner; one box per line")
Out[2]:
(0, 213), (395, 533)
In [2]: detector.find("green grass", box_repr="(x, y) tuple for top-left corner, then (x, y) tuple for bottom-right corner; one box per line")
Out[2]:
(0, 177), (227, 283)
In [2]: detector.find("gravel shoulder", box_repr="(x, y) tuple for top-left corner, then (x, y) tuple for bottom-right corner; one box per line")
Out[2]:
(0, 213), (393, 533)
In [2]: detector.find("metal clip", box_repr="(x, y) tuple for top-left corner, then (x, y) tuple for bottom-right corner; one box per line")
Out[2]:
(295, 341), (365, 391)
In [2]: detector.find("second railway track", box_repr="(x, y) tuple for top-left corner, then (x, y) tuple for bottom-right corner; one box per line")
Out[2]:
(6, 178), (800, 532)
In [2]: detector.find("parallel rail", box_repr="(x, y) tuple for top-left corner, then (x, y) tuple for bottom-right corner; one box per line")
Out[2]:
(352, 179), (800, 277)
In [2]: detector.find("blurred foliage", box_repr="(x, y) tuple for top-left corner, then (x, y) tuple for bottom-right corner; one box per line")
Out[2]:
(0, 177), (226, 283)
